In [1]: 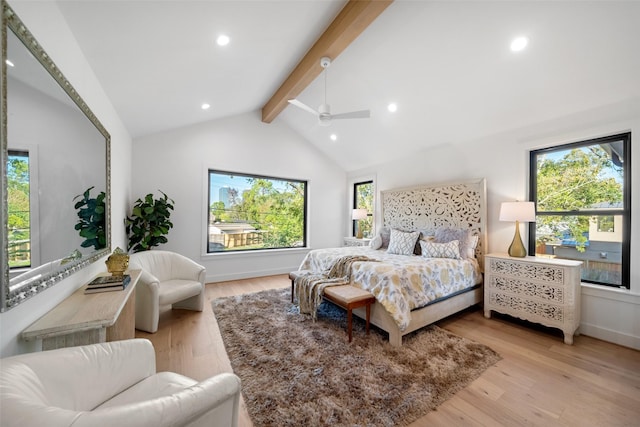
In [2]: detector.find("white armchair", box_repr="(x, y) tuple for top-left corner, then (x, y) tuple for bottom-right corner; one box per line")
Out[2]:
(0, 339), (241, 427)
(128, 250), (206, 333)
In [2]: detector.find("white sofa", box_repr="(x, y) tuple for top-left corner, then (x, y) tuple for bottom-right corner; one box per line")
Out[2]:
(0, 339), (241, 427)
(128, 250), (206, 333)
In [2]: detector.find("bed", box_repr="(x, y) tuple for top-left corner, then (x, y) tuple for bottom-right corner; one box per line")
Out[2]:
(298, 178), (487, 346)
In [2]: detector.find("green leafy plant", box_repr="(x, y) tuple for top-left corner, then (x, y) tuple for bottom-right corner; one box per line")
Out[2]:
(73, 186), (107, 250)
(125, 191), (175, 253)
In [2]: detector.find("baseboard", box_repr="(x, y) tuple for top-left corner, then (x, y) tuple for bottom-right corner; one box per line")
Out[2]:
(579, 322), (640, 350)
(205, 267), (296, 284)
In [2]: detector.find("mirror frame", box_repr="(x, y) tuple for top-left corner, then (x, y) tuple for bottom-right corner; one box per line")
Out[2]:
(1, 1), (111, 311)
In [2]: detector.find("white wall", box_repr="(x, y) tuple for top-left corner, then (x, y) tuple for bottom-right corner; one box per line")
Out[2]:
(348, 97), (640, 350)
(132, 112), (347, 283)
(0, 1), (133, 357)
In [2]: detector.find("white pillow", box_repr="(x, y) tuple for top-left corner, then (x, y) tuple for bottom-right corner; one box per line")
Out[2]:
(466, 234), (479, 259)
(434, 227), (478, 259)
(369, 234), (383, 250)
(386, 229), (420, 255)
(420, 240), (461, 259)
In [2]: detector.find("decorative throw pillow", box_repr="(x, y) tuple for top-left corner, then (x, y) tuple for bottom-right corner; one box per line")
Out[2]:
(387, 229), (420, 255)
(420, 240), (461, 259)
(413, 231), (435, 256)
(434, 227), (477, 259)
(466, 234), (479, 259)
(369, 234), (383, 250)
(379, 227), (391, 249)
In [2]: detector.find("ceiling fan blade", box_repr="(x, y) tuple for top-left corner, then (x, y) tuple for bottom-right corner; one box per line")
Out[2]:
(288, 99), (319, 116)
(331, 109), (370, 120)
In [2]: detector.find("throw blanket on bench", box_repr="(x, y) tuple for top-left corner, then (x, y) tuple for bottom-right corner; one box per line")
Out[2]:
(294, 255), (376, 320)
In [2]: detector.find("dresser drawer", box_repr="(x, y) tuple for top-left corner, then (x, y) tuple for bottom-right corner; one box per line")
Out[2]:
(484, 253), (582, 345)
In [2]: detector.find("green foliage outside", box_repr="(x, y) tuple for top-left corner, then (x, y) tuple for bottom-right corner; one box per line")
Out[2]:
(7, 155), (30, 267)
(125, 191), (174, 253)
(210, 178), (305, 250)
(536, 145), (623, 252)
(355, 182), (373, 238)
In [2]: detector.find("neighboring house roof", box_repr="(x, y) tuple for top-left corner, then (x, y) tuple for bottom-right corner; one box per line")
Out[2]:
(210, 222), (258, 234)
(588, 202), (623, 209)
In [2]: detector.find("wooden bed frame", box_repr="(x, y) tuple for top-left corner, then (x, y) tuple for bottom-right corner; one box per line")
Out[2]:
(352, 178), (487, 347)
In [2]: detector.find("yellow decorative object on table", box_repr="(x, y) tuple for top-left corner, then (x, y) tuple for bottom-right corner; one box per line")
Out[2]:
(105, 247), (129, 276)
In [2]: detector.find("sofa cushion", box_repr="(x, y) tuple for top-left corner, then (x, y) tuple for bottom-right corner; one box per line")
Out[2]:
(97, 372), (197, 409)
(158, 280), (202, 306)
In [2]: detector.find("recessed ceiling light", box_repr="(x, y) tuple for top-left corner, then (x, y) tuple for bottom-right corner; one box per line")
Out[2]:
(216, 35), (230, 46)
(330, 134), (337, 141)
(5, 59), (14, 67)
(201, 103), (210, 110)
(510, 36), (528, 52)
(387, 103), (398, 113)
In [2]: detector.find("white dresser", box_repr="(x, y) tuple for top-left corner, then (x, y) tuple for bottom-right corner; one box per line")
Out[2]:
(343, 237), (371, 247)
(484, 253), (582, 344)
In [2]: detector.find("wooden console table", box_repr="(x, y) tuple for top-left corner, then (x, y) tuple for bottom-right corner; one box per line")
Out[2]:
(22, 270), (141, 350)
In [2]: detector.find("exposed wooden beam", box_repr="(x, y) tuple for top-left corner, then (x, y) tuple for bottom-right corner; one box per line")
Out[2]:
(261, 0), (393, 123)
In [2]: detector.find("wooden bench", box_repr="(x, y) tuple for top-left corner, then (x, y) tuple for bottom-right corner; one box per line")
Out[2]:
(289, 271), (376, 342)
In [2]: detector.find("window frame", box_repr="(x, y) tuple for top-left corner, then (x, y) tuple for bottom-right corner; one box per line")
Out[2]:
(352, 180), (373, 237)
(207, 169), (308, 253)
(528, 132), (631, 289)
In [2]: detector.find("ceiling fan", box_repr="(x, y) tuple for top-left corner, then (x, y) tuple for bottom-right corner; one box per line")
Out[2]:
(288, 57), (370, 127)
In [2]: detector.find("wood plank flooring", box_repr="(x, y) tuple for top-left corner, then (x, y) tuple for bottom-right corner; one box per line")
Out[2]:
(135, 274), (640, 426)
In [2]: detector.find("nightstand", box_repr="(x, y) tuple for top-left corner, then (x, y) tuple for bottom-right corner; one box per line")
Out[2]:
(484, 253), (582, 344)
(343, 237), (371, 247)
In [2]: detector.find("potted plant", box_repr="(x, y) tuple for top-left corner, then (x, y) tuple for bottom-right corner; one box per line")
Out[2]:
(125, 191), (174, 253)
(73, 186), (107, 250)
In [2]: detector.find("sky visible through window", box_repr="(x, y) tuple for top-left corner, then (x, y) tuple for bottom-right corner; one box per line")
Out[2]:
(209, 173), (288, 204)
(540, 145), (623, 186)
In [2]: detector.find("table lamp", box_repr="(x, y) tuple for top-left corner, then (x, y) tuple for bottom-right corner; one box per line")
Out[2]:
(352, 209), (368, 239)
(499, 201), (536, 257)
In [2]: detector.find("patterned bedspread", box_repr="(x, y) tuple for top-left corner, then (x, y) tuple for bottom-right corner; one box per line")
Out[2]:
(299, 246), (481, 332)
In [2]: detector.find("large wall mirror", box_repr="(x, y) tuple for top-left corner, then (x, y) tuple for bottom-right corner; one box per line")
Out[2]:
(1, 1), (111, 311)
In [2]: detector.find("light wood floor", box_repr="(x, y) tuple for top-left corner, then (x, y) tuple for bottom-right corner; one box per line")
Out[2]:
(135, 274), (640, 426)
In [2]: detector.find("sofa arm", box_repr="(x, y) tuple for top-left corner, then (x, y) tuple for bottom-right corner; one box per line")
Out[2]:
(0, 339), (156, 415)
(136, 268), (160, 287)
(134, 270), (161, 333)
(172, 255), (206, 283)
(72, 373), (242, 427)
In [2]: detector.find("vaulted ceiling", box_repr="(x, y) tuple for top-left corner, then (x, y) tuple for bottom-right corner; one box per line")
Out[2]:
(54, 0), (640, 171)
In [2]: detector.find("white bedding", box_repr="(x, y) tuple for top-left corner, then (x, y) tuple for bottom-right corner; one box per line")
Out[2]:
(299, 246), (481, 332)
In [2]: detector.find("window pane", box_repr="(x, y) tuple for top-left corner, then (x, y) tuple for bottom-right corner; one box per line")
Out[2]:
(533, 214), (623, 286)
(7, 152), (31, 268)
(531, 132), (630, 288)
(354, 181), (373, 238)
(536, 141), (624, 213)
(208, 170), (306, 252)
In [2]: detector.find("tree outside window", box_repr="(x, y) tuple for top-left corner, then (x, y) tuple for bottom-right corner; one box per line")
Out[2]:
(353, 181), (373, 238)
(208, 170), (307, 252)
(529, 133), (630, 288)
(7, 151), (31, 268)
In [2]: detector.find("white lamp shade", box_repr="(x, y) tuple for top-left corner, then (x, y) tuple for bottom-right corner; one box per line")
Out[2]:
(352, 209), (368, 220)
(499, 201), (536, 222)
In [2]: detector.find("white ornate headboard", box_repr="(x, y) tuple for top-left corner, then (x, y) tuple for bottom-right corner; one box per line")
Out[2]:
(381, 178), (487, 269)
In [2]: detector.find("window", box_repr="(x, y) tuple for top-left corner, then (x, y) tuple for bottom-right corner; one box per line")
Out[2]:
(207, 170), (307, 252)
(7, 150), (31, 268)
(529, 132), (631, 288)
(353, 180), (373, 238)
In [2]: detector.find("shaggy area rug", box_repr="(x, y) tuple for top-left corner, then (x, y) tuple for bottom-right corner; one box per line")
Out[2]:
(211, 288), (500, 427)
